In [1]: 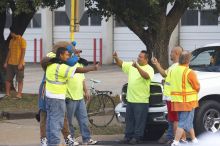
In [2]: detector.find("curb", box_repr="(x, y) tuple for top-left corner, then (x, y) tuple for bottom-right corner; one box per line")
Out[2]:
(0, 111), (36, 120)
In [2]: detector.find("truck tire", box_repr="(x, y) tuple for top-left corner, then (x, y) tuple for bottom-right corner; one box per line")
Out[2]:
(194, 100), (220, 135)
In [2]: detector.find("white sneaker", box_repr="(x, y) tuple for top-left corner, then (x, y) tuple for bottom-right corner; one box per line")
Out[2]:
(192, 138), (199, 144)
(40, 137), (47, 146)
(65, 135), (79, 146)
(171, 140), (179, 146)
(82, 139), (97, 145)
(180, 139), (188, 144)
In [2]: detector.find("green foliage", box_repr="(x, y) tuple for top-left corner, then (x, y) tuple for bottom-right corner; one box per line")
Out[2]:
(0, 0), (65, 15)
(0, 0), (9, 12)
(86, 0), (219, 25)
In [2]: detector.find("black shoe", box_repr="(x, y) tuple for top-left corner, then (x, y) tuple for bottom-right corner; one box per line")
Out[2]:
(118, 138), (131, 144)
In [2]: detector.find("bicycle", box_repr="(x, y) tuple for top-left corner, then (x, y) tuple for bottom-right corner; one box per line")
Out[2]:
(87, 79), (115, 127)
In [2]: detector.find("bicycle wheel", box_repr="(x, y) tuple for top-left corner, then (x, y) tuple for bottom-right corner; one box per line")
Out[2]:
(87, 93), (115, 127)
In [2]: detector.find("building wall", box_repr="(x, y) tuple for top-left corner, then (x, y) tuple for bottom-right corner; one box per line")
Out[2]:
(4, 7), (220, 64)
(114, 27), (146, 61)
(180, 9), (220, 51)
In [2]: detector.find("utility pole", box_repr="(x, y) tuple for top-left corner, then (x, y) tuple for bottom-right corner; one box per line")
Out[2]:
(66, 0), (84, 41)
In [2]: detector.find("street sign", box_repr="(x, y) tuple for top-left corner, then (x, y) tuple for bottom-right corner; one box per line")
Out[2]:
(65, 0), (85, 32)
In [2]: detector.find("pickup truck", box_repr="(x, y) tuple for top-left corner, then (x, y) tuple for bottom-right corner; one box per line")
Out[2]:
(115, 43), (220, 140)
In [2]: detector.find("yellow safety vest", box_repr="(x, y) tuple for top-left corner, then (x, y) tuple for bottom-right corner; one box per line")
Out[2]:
(46, 63), (75, 95)
(163, 63), (178, 96)
(170, 65), (198, 103)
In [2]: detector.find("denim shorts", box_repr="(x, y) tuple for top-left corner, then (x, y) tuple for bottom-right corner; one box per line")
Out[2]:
(178, 110), (195, 132)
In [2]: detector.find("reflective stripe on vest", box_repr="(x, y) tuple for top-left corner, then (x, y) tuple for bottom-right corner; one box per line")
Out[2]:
(170, 66), (198, 103)
(55, 64), (61, 82)
(46, 78), (66, 85)
(64, 66), (71, 78)
(46, 64), (70, 85)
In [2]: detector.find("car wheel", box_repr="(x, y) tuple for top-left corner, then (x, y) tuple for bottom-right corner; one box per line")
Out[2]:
(194, 100), (220, 135)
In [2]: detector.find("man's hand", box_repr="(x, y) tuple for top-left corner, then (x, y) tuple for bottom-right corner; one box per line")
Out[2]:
(151, 57), (159, 65)
(93, 63), (100, 71)
(18, 64), (23, 70)
(84, 91), (90, 101)
(132, 60), (138, 68)
(3, 63), (7, 69)
(113, 51), (118, 59)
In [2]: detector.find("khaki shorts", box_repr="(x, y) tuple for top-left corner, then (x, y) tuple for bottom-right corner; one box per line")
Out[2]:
(6, 64), (24, 82)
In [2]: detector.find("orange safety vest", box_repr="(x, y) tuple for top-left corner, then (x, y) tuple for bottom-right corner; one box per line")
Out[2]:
(170, 65), (199, 111)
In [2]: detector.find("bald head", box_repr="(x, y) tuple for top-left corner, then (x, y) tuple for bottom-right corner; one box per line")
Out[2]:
(179, 51), (191, 65)
(170, 46), (183, 63)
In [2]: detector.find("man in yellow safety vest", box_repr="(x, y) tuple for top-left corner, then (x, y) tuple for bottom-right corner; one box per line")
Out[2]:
(170, 51), (200, 146)
(45, 47), (99, 146)
(151, 46), (186, 144)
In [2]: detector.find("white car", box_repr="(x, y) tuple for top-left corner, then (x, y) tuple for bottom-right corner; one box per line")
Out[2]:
(115, 43), (220, 140)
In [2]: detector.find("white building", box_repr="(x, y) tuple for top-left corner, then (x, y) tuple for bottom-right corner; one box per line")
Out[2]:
(4, 6), (220, 64)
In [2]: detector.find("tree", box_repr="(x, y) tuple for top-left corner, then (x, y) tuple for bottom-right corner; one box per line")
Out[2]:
(0, 0), (65, 91)
(86, 0), (220, 68)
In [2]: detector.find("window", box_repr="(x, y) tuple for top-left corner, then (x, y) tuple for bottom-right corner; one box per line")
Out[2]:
(181, 10), (198, 26)
(5, 12), (12, 28)
(90, 13), (101, 26)
(200, 10), (218, 25)
(33, 13), (41, 28)
(55, 11), (70, 26)
(79, 11), (89, 26)
(54, 11), (102, 26)
(6, 13), (41, 28)
(27, 13), (42, 28)
(190, 50), (212, 66)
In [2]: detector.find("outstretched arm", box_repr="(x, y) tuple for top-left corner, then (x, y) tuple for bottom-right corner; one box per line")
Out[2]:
(113, 51), (123, 68)
(151, 57), (167, 77)
(75, 63), (99, 73)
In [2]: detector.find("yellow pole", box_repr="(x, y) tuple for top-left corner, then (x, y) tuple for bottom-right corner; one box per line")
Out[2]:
(70, 0), (75, 41)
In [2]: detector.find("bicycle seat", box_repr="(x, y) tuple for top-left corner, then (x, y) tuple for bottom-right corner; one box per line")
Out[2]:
(90, 79), (101, 83)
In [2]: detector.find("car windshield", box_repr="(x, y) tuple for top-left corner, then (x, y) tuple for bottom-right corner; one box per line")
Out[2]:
(190, 46), (220, 72)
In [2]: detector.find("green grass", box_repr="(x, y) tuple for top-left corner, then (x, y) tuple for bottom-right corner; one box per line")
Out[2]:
(0, 91), (38, 112)
(0, 92), (124, 135)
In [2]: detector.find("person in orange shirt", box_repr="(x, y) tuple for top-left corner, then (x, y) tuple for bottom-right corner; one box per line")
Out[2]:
(3, 29), (26, 99)
(170, 51), (200, 146)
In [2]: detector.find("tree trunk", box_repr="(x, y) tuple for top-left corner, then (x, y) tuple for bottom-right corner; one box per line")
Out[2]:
(0, 10), (7, 91)
(146, 31), (170, 69)
(0, 10), (35, 92)
(151, 38), (169, 69)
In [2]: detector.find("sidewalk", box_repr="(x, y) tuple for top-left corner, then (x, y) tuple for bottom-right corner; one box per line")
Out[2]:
(0, 119), (162, 146)
(0, 119), (124, 146)
(23, 63), (127, 95)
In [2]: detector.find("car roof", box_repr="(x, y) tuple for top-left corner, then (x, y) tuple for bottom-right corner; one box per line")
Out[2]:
(203, 43), (220, 47)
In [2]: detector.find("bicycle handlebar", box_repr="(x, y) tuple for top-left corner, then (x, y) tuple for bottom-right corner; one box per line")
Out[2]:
(90, 79), (101, 83)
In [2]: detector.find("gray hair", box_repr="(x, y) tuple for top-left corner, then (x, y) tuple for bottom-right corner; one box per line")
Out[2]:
(179, 51), (191, 65)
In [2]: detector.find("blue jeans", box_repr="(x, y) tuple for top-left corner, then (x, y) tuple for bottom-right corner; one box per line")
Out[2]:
(66, 98), (91, 142)
(166, 120), (174, 140)
(125, 102), (149, 140)
(46, 97), (66, 146)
